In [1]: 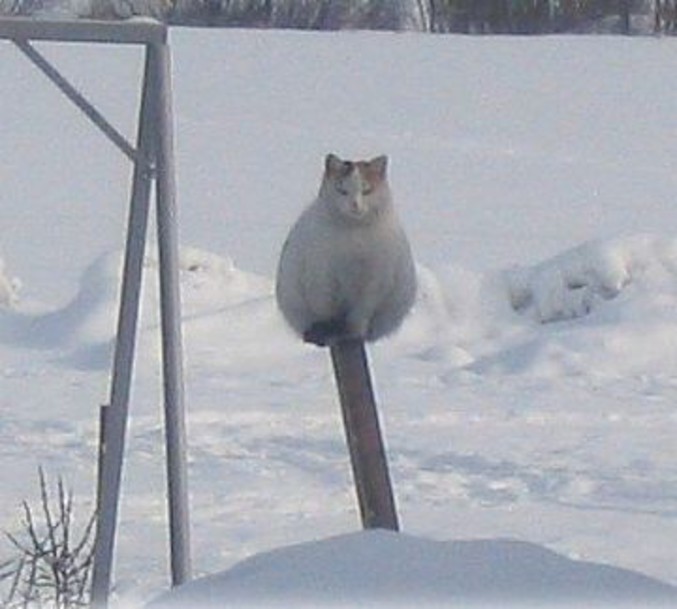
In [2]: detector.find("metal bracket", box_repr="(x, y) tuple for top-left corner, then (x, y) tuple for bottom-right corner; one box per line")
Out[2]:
(13, 38), (151, 172)
(2, 18), (190, 607)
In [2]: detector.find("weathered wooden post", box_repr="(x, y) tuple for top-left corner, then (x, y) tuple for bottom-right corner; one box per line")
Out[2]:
(330, 339), (399, 531)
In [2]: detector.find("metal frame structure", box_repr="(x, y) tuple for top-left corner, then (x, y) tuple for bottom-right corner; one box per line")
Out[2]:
(0, 16), (191, 607)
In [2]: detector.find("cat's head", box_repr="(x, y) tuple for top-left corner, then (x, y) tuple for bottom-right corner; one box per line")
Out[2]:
(320, 153), (391, 222)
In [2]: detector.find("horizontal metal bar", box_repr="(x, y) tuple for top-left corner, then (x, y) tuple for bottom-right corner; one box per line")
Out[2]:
(0, 16), (166, 45)
(14, 39), (147, 167)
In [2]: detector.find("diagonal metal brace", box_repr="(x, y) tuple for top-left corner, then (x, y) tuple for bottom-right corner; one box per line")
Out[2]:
(13, 38), (151, 172)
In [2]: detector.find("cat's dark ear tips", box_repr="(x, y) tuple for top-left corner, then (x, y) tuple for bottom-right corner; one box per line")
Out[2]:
(325, 153), (354, 178)
(325, 153), (342, 174)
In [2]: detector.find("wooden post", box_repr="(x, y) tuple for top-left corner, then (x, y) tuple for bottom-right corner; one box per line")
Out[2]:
(330, 339), (399, 531)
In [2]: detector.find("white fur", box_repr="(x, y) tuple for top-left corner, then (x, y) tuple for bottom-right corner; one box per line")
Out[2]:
(276, 155), (416, 344)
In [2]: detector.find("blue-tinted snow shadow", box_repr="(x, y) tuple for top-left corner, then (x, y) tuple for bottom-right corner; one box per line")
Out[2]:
(148, 530), (677, 608)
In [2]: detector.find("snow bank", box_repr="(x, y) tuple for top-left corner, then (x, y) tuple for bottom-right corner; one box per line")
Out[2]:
(5, 233), (677, 381)
(145, 246), (272, 317)
(0, 247), (271, 366)
(393, 234), (677, 380)
(149, 531), (677, 608)
(460, 234), (677, 378)
(0, 257), (20, 309)
(506, 235), (677, 324)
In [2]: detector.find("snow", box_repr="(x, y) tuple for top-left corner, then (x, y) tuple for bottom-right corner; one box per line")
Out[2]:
(507, 235), (677, 324)
(2, 28), (677, 606)
(0, 257), (20, 308)
(149, 531), (677, 608)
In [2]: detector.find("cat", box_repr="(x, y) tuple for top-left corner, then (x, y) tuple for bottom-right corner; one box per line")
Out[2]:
(276, 153), (417, 347)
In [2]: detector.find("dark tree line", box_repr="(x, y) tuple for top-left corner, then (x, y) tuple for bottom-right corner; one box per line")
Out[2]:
(2, 0), (673, 34)
(165, 0), (677, 32)
(167, 0), (410, 29)
(425, 0), (652, 34)
(655, 0), (677, 31)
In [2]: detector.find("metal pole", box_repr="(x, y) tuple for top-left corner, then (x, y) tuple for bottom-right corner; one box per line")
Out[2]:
(149, 41), (192, 587)
(330, 339), (399, 531)
(13, 39), (140, 165)
(90, 46), (155, 609)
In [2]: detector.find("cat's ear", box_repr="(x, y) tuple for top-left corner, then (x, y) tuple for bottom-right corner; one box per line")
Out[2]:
(325, 154), (344, 177)
(369, 155), (388, 180)
(325, 154), (354, 179)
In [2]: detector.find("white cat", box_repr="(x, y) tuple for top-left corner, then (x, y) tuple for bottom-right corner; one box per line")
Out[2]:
(276, 153), (417, 346)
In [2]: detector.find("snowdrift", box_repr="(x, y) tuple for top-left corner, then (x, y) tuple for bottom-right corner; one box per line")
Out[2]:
(401, 234), (677, 379)
(0, 247), (272, 366)
(0, 257), (19, 309)
(3, 233), (677, 380)
(149, 531), (677, 608)
(507, 234), (677, 325)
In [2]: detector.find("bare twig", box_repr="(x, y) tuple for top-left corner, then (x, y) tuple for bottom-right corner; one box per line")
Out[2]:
(0, 469), (96, 608)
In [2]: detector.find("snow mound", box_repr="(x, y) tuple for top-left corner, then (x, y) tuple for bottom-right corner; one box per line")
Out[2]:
(149, 531), (677, 608)
(413, 234), (677, 379)
(0, 247), (270, 364)
(506, 235), (677, 324)
(5, 234), (677, 379)
(0, 257), (20, 309)
(144, 246), (272, 317)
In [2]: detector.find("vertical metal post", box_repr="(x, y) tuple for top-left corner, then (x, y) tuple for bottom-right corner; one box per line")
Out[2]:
(91, 47), (155, 609)
(330, 339), (399, 531)
(149, 40), (192, 587)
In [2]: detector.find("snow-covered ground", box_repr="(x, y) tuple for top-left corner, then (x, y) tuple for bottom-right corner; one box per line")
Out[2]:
(149, 530), (677, 608)
(2, 27), (677, 605)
